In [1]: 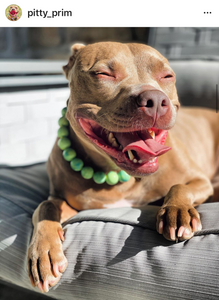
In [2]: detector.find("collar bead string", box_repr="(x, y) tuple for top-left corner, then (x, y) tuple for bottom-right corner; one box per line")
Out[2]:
(57, 107), (131, 185)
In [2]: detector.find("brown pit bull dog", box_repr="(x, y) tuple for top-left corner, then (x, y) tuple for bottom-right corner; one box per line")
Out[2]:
(7, 5), (20, 21)
(27, 42), (219, 292)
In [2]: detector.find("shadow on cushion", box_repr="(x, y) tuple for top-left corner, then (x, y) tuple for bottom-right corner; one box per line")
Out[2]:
(0, 163), (219, 300)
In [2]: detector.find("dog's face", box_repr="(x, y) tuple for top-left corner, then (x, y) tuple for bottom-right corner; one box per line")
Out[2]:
(9, 5), (19, 16)
(63, 42), (180, 176)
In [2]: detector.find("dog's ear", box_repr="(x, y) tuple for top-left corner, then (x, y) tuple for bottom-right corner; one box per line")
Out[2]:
(63, 43), (85, 79)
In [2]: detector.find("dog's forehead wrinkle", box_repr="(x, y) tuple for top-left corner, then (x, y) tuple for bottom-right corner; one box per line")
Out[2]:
(131, 50), (170, 78)
(76, 43), (173, 91)
(78, 43), (135, 73)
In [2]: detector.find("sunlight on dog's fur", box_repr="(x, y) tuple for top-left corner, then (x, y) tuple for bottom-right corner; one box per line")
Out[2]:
(27, 42), (219, 293)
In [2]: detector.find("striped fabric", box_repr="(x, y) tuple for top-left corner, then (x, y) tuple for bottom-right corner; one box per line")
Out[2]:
(0, 163), (219, 299)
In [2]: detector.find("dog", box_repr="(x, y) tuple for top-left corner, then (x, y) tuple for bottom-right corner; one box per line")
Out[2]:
(7, 5), (20, 21)
(27, 42), (219, 293)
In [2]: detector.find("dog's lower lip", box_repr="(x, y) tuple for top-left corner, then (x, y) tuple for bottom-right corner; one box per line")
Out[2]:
(77, 117), (170, 174)
(113, 158), (159, 175)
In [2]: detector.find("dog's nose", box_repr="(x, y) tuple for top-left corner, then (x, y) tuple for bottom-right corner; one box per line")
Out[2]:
(135, 90), (170, 118)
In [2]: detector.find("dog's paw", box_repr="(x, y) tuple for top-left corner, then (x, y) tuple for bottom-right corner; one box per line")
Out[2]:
(27, 221), (68, 293)
(156, 204), (202, 241)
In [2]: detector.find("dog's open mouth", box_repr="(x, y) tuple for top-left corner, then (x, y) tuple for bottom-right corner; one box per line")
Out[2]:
(78, 118), (171, 174)
(10, 10), (17, 15)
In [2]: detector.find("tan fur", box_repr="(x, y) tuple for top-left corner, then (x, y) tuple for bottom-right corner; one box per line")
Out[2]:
(27, 42), (219, 292)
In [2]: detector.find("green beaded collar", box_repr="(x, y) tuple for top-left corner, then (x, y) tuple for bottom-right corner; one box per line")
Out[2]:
(57, 107), (131, 185)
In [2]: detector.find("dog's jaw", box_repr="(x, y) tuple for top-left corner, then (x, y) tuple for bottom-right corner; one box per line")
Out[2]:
(77, 117), (171, 176)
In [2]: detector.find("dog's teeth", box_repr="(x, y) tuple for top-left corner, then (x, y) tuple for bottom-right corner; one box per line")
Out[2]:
(112, 140), (119, 148)
(127, 150), (134, 161)
(127, 151), (143, 164)
(119, 145), (123, 150)
(149, 157), (156, 162)
(108, 132), (114, 143)
(148, 129), (155, 139)
(127, 150), (141, 163)
(108, 132), (120, 148)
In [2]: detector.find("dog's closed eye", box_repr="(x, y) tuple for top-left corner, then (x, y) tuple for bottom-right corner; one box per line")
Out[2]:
(160, 73), (175, 82)
(93, 71), (115, 79)
(164, 74), (174, 79)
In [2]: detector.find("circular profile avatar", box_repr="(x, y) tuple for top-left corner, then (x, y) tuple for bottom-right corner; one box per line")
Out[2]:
(6, 4), (22, 21)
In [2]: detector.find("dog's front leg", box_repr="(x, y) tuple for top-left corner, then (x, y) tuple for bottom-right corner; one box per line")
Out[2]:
(156, 178), (213, 241)
(27, 197), (77, 293)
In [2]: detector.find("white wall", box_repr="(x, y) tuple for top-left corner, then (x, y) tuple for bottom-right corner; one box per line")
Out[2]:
(0, 88), (69, 166)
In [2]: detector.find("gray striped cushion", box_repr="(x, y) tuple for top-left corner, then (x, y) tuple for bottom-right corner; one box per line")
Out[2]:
(0, 163), (219, 299)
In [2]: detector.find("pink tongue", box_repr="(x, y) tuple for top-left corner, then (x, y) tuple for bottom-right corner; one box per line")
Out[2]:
(114, 131), (171, 161)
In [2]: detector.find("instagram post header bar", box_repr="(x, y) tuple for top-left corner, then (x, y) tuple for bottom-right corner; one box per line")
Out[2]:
(0, 0), (219, 27)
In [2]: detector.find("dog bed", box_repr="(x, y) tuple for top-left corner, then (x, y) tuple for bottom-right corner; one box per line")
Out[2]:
(0, 163), (219, 300)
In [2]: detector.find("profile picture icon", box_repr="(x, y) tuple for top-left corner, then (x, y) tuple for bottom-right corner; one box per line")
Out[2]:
(5, 4), (22, 21)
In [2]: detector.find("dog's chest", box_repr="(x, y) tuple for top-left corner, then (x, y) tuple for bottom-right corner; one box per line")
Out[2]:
(64, 177), (165, 210)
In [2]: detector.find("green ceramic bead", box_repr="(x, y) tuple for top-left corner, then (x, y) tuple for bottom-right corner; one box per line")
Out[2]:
(106, 171), (119, 185)
(58, 137), (71, 150)
(57, 126), (69, 138)
(63, 148), (76, 161)
(93, 171), (106, 184)
(118, 170), (131, 182)
(61, 107), (67, 116)
(81, 166), (94, 179)
(70, 158), (84, 171)
(58, 116), (69, 126)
